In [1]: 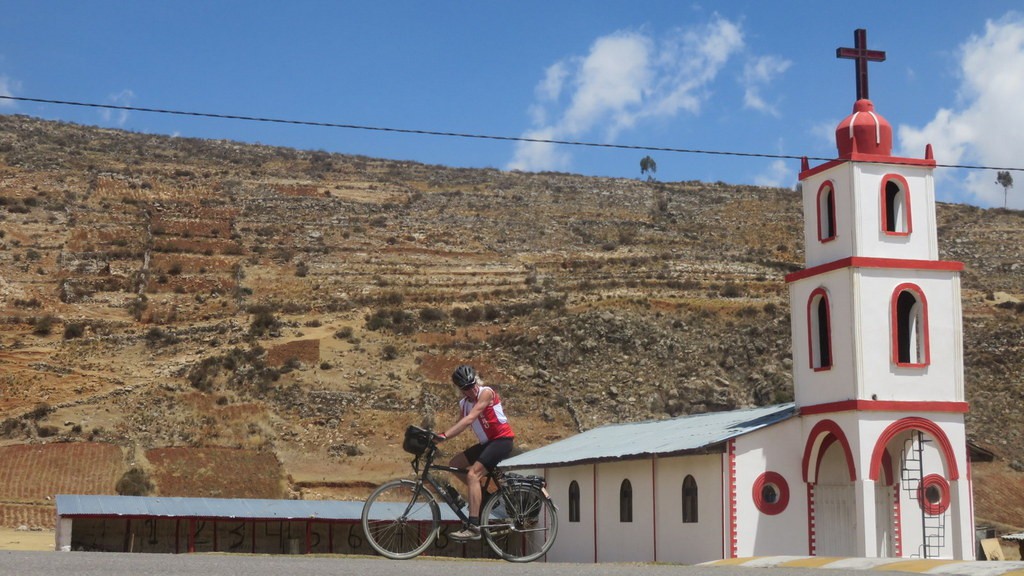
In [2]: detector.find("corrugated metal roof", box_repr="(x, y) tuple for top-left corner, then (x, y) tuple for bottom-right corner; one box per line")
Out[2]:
(502, 403), (797, 469)
(56, 494), (461, 522)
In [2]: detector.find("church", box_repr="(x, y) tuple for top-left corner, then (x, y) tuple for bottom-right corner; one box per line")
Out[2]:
(502, 30), (975, 563)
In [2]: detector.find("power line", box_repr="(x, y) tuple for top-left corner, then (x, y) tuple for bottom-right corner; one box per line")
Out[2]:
(1, 94), (1021, 173)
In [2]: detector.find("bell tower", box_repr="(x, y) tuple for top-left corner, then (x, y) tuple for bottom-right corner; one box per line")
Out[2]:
(791, 30), (973, 561)
(787, 33), (965, 411)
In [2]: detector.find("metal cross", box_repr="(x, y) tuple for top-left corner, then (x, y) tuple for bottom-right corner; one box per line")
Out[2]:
(836, 29), (886, 101)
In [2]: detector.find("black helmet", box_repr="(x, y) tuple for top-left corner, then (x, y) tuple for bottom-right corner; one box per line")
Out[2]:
(452, 365), (478, 389)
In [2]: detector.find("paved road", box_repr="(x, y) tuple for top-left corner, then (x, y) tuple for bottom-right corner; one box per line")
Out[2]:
(2, 552), (1023, 576)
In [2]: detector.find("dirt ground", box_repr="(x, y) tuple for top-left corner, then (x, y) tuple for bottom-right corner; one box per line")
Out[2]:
(0, 527), (54, 551)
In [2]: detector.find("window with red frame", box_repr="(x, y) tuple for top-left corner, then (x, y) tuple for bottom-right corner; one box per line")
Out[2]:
(893, 285), (929, 366)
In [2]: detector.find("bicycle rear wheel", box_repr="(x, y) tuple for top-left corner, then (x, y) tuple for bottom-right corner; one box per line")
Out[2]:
(480, 483), (558, 562)
(361, 479), (440, 559)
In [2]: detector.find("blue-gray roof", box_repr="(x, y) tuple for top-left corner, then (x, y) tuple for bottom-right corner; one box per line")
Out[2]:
(56, 494), (461, 522)
(502, 403), (797, 469)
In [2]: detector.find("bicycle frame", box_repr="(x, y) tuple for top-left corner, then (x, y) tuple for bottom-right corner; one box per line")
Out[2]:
(411, 439), (500, 525)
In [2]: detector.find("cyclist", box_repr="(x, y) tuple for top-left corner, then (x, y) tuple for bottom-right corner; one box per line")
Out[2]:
(436, 364), (515, 541)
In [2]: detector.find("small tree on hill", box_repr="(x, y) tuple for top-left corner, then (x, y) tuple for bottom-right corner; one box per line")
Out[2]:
(640, 155), (657, 182)
(996, 170), (1014, 209)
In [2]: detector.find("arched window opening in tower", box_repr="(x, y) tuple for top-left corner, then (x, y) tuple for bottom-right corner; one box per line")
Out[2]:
(818, 182), (837, 242)
(893, 287), (929, 366)
(882, 175), (912, 235)
(809, 288), (833, 371)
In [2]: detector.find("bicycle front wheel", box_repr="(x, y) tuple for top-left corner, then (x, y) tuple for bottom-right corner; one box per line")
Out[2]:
(361, 479), (440, 559)
(481, 483), (558, 562)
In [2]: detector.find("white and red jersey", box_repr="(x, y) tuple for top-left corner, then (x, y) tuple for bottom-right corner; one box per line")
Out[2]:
(459, 386), (514, 444)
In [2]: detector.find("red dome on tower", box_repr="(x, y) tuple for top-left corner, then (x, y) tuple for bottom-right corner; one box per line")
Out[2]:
(835, 99), (892, 158)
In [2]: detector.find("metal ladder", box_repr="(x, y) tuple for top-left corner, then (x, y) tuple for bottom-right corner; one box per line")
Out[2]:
(901, 431), (946, 558)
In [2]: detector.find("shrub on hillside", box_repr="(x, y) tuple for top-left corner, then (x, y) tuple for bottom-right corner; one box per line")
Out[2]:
(27, 403), (51, 421)
(419, 307), (446, 322)
(32, 315), (57, 336)
(63, 322), (86, 339)
(720, 282), (744, 298)
(0, 418), (28, 439)
(116, 467), (154, 496)
(249, 307), (280, 337)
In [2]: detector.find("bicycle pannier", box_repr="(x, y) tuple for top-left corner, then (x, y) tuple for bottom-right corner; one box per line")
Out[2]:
(403, 425), (431, 456)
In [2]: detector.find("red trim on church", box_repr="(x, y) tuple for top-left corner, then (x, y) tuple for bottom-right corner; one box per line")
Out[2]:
(785, 256), (963, 283)
(752, 472), (790, 515)
(800, 400), (969, 415)
(918, 474), (951, 515)
(728, 439), (737, 558)
(806, 483), (816, 555)
(799, 155), (937, 181)
(801, 419), (856, 483)
(869, 417), (960, 481)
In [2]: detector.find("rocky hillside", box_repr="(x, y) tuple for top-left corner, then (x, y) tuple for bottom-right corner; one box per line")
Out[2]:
(0, 114), (1022, 526)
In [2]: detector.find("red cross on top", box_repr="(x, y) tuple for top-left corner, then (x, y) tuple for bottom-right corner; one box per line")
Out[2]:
(836, 29), (886, 101)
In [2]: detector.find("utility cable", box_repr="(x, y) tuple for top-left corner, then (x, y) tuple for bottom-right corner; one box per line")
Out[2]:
(1, 95), (1021, 173)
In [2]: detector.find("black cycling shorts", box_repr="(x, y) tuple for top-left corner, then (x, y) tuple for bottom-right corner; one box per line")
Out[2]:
(462, 437), (514, 471)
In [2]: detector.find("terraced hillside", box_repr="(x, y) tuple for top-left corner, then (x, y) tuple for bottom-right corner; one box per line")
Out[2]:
(0, 114), (1022, 532)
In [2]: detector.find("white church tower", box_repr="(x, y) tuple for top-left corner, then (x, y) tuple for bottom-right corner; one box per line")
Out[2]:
(788, 30), (973, 559)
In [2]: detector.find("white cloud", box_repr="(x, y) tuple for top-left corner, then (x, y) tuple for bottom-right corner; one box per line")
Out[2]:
(507, 127), (572, 173)
(0, 75), (20, 108)
(561, 32), (652, 139)
(101, 89), (136, 127)
(753, 159), (793, 188)
(537, 61), (570, 101)
(898, 14), (1024, 208)
(742, 55), (792, 117)
(508, 15), (751, 173)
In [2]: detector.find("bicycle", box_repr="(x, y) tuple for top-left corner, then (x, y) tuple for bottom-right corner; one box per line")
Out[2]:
(360, 425), (558, 562)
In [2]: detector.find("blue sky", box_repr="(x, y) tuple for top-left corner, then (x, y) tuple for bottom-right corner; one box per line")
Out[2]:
(2, 2), (1023, 208)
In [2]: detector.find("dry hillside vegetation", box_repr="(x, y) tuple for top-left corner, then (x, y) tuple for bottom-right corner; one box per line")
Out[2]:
(0, 115), (1022, 531)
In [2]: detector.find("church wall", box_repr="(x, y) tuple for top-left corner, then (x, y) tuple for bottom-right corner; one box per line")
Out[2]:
(802, 163), (938, 267)
(800, 163), (855, 268)
(654, 453), (724, 564)
(732, 419), (807, 557)
(594, 459), (655, 563)
(789, 266), (964, 407)
(854, 269), (964, 403)
(544, 464), (596, 563)
(849, 164), (938, 261)
(789, 267), (856, 407)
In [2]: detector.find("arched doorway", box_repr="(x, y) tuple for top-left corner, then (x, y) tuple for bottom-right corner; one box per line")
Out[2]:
(803, 420), (856, 556)
(869, 418), (959, 559)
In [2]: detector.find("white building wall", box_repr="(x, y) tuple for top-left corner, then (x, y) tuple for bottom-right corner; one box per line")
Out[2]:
(654, 454), (724, 564)
(544, 465), (595, 563)
(855, 269), (964, 403)
(789, 267), (857, 407)
(801, 164), (855, 268)
(732, 419), (807, 557)
(849, 164), (938, 262)
(594, 459), (655, 563)
(789, 267), (963, 407)
(801, 163), (938, 269)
